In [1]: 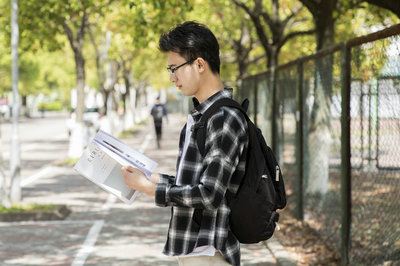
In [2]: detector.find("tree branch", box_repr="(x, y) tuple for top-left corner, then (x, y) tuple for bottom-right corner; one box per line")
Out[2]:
(62, 24), (76, 52)
(363, 0), (400, 18)
(299, 0), (318, 16)
(280, 29), (315, 49)
(232, 0), (271, 49)
(247, 53), (267, 64)
(282, 5), (303, 29)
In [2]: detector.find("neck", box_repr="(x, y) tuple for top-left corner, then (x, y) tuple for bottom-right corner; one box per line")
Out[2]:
(195, 72), (224, 103)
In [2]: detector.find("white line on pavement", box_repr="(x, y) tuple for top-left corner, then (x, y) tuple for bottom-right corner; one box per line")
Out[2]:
(71, 220), (104, 266)
(21, 166), (54, 187)
(69, 132), (152, 265)
(139, 133), (152, 153)
(101, 194), (117, 211)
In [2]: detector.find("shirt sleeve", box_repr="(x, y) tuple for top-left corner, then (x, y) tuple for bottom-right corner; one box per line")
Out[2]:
(155, 108), (248, 210)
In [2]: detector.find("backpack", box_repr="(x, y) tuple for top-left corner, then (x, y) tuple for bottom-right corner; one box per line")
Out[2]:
(194, 97), (286, 244)
(152, 105), (164, 120)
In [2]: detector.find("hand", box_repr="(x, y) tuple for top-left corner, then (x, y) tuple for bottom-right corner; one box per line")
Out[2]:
(121, 166), (155, 196)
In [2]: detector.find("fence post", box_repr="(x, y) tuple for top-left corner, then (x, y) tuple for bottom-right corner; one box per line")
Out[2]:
(253, 76), (258, 127)
(271, 67), (278, 155)
(340, 43), (352, 265)
(296, 61), (304, 220)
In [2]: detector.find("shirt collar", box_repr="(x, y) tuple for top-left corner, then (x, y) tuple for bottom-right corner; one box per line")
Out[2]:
(190, 88), (233, 119)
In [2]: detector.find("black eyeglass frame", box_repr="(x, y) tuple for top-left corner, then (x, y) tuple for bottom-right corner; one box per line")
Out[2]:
(166, 59), (195, 74)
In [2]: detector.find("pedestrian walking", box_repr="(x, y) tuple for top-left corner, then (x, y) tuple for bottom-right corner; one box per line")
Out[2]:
(40, 105), (46, 118)
(122, 21), (248, 265)
(150, 97), (168, 148)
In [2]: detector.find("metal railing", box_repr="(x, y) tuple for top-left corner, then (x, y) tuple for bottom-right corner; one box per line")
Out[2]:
(239, 24), (400, 265)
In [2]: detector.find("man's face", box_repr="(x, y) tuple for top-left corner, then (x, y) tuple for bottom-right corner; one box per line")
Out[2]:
(167, 52), (199, 97)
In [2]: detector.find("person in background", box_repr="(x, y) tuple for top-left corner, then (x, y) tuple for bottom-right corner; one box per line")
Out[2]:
(150, 97), (168, 148)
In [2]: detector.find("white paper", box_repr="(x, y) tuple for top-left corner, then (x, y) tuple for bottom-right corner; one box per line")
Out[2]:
(74, 130), (158, 204)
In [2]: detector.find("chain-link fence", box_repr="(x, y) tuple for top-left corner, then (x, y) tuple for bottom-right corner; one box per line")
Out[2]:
(239, 24), (400, 265)
(349, 32), (400, 265)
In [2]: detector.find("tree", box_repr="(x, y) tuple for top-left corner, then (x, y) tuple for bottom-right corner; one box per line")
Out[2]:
(206, 1), (267, 82)
(88, 27), (119, 116)
(106, 0), (194, 121)
(232, 0), (314, 162)
(18, 0), (113, 157)
(297, 0), (338, 195)
(232, 0), (314, 69)
(299, 0), (399, 196)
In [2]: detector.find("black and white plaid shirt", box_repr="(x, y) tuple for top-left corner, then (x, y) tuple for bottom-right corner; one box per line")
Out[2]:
(155, 88), (248, 265)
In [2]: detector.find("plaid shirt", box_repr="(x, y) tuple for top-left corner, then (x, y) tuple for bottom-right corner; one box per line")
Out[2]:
(155, 89), (248, 265)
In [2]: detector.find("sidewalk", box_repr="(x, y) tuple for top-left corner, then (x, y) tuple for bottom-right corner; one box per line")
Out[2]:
(0, 114), (296, 266)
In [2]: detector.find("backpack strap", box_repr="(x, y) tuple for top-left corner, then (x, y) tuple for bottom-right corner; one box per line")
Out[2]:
(194, 98), (249, 157)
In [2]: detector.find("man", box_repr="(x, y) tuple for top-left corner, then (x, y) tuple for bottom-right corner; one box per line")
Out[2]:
(122, 21), (248, 266)
(150, 97), (168, 148)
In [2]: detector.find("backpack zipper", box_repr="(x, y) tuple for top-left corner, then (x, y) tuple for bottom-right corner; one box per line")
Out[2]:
(275, 165), (280, 182)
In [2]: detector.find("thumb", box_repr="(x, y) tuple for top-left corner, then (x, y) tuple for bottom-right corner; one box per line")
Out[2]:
(122, 165), (136, 173)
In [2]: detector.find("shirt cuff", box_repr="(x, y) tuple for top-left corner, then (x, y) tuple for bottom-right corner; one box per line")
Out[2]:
(159, 173), (173, 184)
(155, 182), (169, 207)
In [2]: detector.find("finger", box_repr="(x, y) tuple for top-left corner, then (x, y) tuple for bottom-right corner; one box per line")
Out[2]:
(123, 165), (137, 173)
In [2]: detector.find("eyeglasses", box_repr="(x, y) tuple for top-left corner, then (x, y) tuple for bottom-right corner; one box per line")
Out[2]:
(166, 59), (194, 75)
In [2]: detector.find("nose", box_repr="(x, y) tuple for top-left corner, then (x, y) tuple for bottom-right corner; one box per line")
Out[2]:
(169, 73), (177, 83)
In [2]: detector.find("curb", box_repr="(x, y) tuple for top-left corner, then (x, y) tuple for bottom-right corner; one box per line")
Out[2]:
(263, 236), (297, 266)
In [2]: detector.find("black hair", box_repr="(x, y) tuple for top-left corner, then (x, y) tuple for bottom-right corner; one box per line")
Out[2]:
(159, 21), (220, 74)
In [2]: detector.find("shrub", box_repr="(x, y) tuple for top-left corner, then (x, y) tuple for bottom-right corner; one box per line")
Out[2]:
(37, 101), (63, 111)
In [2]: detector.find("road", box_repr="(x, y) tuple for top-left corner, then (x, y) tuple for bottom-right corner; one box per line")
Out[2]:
(1, 112), (70, 185)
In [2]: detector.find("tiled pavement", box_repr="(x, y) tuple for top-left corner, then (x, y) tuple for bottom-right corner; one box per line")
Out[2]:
(0, 114), (296, 266)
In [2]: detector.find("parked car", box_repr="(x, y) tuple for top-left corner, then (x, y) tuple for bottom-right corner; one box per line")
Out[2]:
(67, 107), (102, 136)
(0, 105), (10, 120)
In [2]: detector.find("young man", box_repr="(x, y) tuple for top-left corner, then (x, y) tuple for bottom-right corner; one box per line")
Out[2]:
(122, 21), (248, 266)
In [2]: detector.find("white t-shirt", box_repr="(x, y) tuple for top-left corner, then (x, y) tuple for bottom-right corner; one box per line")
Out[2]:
(176, 114), (216, 257)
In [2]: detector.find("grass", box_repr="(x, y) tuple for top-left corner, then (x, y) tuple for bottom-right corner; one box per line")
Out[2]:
(0, 203), (58, 214)
(56, 157), (79, 166)
(118, 128), (138, 138)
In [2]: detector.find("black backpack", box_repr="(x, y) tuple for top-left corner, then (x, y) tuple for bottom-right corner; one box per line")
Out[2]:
(194, 97), (286, 244)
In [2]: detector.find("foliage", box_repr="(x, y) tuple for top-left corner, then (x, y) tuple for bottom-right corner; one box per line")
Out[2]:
(118, 128), (139, 138)
(56, 157), (79, 166)
(103, 0), (193, 91)
(37, 101), (63, 111)
(0, 0), (398, 106)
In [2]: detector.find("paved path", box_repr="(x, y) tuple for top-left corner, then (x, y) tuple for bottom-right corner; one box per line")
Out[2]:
(0, 114), (296, 265)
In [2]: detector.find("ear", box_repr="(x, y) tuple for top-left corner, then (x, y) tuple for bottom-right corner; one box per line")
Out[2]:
(195, 57), (207, 73)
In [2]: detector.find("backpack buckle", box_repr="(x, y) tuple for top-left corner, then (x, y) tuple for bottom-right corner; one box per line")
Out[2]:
(191, 122), (205, 132)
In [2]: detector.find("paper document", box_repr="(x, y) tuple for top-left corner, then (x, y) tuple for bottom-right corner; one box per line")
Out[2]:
(74, 130), (158, 204)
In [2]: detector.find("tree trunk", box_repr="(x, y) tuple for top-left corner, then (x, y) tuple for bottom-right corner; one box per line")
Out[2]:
(303, 0), (336, 195)
(63, 16), (88, 158)
(74, 49), (86, 124)
(88, 28), (107, 116)
(306, 55), (334, 195)
(102, 90), (110, 115)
